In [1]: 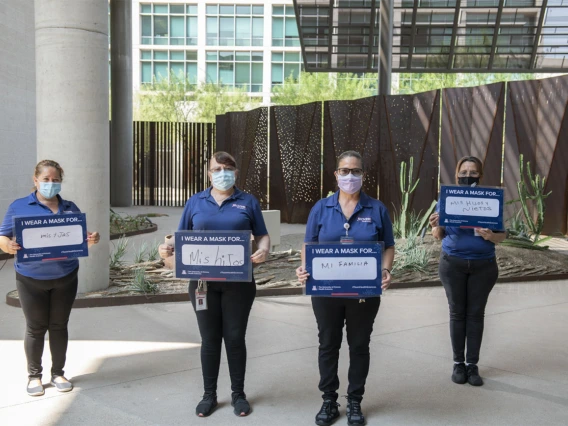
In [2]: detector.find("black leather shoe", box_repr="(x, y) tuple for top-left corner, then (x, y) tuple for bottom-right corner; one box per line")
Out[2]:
(452, 363), (467, 384)
(467, 364), (484, 386)
(195, 392), (218, 417)
(346, 397), (365, 425)
(315, 399), (340, 426)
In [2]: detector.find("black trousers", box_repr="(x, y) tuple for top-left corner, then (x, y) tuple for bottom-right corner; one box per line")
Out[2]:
(439, 252), (498, 364)
(16, 268), (79, 379)
(189, 280), (256, 394)
(311, 296), (381, 402)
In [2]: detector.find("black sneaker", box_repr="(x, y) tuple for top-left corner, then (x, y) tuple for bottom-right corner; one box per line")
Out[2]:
(346, 397), (365, 425)
(451, 363), (467, 384)
(231, 391), (251, 417)
(466, 364), (483, 386)
(195, 392), (218, 417)
(315, 399), (340, 426)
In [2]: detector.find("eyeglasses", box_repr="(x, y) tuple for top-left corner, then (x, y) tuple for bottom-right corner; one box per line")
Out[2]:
(337, 168), (364, 177)
(457, 171), (480, 177)
(209, 166), (236, 173)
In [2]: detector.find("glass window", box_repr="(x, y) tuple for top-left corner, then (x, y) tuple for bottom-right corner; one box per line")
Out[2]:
(170, 16), (184, 45)
(170, 62), (184, 78)
(252, 18), (263, 46)
(206, 63), (218, 83)
(251, 63), (263, 92)
(141, 15), (152, 44)
(186, 51), (198, 61)
(187, 16), (197, 45)
(272, 17), (283, 46)
(219, 17), (235, 46)
(219, 62), (234, 85)
(206, 51), (218, 60)
(154, 50), (168, 59)
(252, 51), (263, 61)
(141, 62), (152, 83)
(153, 4), (168, 14)
(207, 17), (218, 45)
(206, 5), (218, 14)
(253, 6), (264, 15)
(285, 52), (300, 62)
(219, 51), (234, 61)
(187, 62), (198, 85)
(285, 18), (299, 46)
(170, 51), (184, 60)
(272, 63), (283, 84)
(286, 6), (295, 16)
(236, 51), (251, 61)
(220, 5), (234, 15)
(141, 50), (151, 59)
(141, 4), (151, 14)
(236, 17), (251, 46)
(154, 62), (168, 81)
(154, 16), (168, 44)
(170, 4), (184, 14)
(187, 5), (198, 15)
(284, 64), (299, 79)
(237, 6), (251, 15)
(273, 6), (284, 15)
(236, 63), (250, 89)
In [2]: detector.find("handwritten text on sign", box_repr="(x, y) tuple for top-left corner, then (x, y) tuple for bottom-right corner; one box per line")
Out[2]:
(306, 243), (382, 297)
(175, 231), (252, 282)
(14, 213), (89, 262)
(439, 186), (504, 229)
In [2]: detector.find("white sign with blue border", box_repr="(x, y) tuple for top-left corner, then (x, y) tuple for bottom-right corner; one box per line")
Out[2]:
(438, 185), (505, 230)
(305, 242), (383, 298)
(14, 213), (89, 263)
(175, 230), (252, 282)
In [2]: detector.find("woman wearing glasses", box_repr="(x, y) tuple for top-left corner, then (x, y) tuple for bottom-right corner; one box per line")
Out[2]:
(296, 151), (395, 426)
(158, 151), (270, 418)
(429, 156), (506, 387)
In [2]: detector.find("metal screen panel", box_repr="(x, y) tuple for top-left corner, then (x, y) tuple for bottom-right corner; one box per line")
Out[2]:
(219, 107), (269, 209)
(378, 90), (440, 217)
(270, 102), (323, 223)
(323, 96), (380, 198)
(441, 83), (505, 187)
(505, 75), (568, 235)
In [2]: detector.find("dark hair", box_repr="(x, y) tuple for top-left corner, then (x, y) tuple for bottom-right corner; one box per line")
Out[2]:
(337, 150), (364, 169)
(455, 156), (483, 182)
(35, 160), (64, 180)
(211, 151), (237, 169)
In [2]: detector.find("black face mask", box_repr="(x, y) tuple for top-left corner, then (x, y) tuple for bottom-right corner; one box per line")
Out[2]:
(458, 176), (480, 186)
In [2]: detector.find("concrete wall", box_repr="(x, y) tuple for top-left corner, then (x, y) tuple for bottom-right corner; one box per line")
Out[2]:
(0, 0), (36, 216)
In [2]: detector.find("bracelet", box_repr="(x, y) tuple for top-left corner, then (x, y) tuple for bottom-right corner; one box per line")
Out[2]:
(382, 268), (391, 274)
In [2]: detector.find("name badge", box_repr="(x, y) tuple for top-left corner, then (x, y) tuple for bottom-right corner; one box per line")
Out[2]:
(195, 290), (207, 311)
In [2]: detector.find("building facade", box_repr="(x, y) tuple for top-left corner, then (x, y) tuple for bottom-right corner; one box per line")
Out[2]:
(132, 1), (304, 104)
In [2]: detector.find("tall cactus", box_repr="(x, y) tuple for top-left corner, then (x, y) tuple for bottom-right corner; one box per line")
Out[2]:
(399, 157), (420, 239)
(516, 154), (551, 243)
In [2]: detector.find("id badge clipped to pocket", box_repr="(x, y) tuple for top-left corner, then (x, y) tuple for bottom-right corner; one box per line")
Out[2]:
(195, 281), (208, 311)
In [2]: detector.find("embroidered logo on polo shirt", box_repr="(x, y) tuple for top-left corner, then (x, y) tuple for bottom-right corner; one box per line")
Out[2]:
(232, 204), (247, 210)
(357, 217), (372, 223)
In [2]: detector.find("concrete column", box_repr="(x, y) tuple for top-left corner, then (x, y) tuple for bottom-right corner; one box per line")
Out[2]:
(110, 0), (133, 207)
(379, 0), (393, 95)
(35, 0), (110, 292)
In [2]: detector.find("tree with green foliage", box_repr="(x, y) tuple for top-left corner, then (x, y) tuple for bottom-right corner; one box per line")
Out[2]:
(135, 72), (256, 122)
(271, 72), (377, 105)
(395, 72), (535, 95)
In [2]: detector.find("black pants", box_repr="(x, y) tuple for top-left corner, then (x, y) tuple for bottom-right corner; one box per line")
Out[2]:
(311, 296), (381, 402)
(16, 268), (79, 379)
(439, 253), (498, 364)
(189, 280), (256, 394)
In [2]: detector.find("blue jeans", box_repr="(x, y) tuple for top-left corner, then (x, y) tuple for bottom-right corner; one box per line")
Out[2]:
(439, 252), (498, 364)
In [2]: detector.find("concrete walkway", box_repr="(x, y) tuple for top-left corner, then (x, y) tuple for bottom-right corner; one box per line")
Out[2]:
(1, 206), (567, 424)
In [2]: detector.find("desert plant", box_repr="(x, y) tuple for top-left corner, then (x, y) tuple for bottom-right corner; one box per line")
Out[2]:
(503, 154), (552, 250)
(134, 242), (149, 264)
(392, 237), (431, 273)
(109, 236), (129, 269)
(130, 268), (158, 294)
(110, 209), (153, 236)
(396, 157), (420, 239)
(146, 240), (160, 262)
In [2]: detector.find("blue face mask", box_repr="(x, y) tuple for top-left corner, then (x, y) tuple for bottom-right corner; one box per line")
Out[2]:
(38, 182), (61, 199)
(211, 170), (236, 191)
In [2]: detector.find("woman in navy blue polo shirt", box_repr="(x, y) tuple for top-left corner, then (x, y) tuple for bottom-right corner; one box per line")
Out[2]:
(296, 150), (395, 426)
(158, 151), (270, 418)
(0, 160), (100, 397)
(429, 156), (505, 387)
